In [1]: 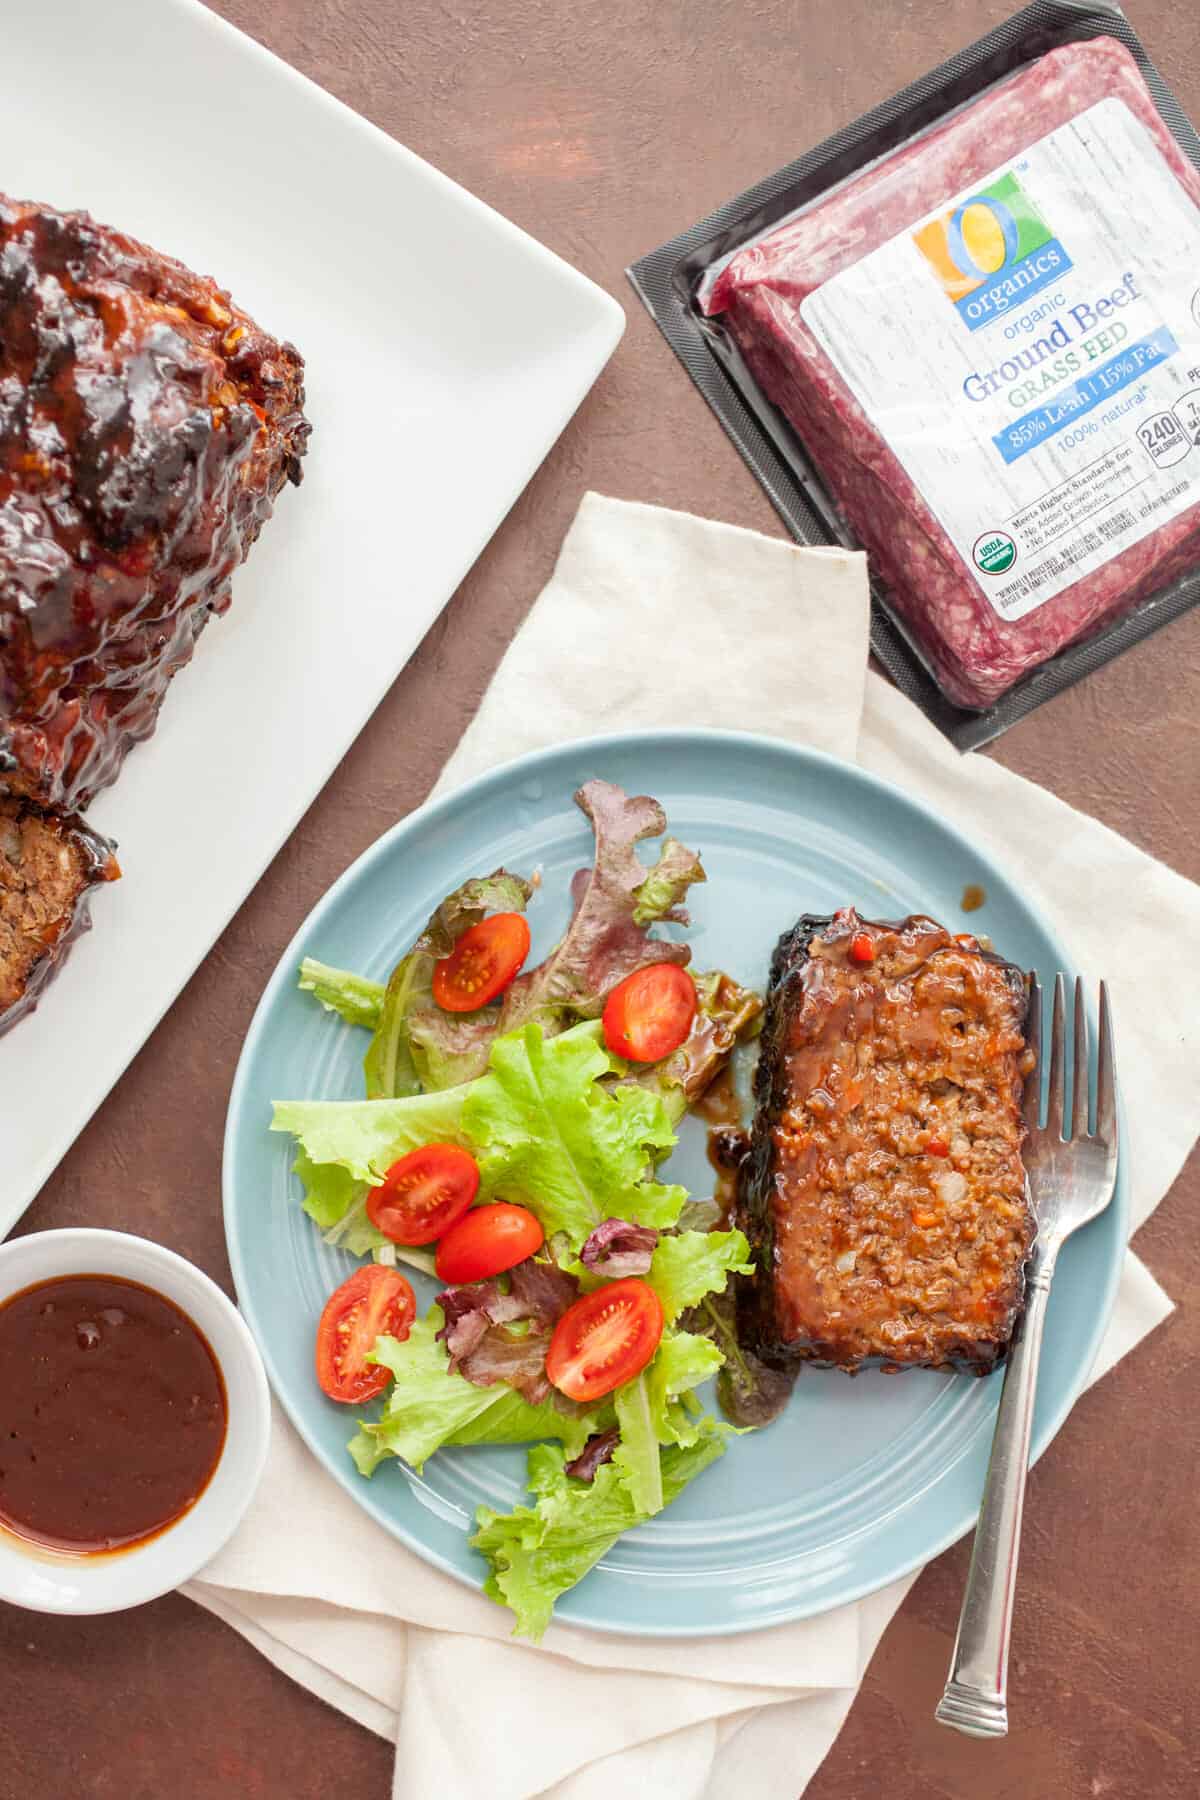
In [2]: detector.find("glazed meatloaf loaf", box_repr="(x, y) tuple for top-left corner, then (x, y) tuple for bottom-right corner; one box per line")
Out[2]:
(737, 909), (1035, 1373)
(0, 797), (118, 1031)
(0, 194), (310, 1031)
(0, 193), (310, 812)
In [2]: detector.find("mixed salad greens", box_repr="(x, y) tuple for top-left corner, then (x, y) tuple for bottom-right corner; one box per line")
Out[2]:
(271, 780), (764, 1637)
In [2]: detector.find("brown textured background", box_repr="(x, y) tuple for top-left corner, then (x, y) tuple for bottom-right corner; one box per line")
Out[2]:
(4, 2), (1199, 1795)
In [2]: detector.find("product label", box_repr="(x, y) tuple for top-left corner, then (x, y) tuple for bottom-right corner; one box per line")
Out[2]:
(801, 98), (1200, 621)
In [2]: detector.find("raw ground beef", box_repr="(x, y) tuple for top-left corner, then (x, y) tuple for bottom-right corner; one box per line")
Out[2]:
(705, 38), (1200, 709)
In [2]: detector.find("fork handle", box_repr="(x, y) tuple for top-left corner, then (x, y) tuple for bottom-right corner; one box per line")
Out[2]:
(935, 1256), (1055, 1738)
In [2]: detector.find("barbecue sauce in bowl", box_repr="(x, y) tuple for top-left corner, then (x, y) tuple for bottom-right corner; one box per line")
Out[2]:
(0, 1274), (227, 1556)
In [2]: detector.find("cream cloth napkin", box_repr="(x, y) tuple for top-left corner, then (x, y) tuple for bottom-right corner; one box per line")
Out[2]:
(188, 493), (1198, 1799)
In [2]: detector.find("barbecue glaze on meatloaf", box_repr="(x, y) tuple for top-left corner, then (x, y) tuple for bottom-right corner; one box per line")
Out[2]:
(737, 910), (1034, 1373)
(0, 194), (310, 812)
(0, 796), (118, 1033)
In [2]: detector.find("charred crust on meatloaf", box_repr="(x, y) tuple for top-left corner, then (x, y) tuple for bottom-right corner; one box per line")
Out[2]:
(0, 192), (311, 813)
(736, 910), (1035, 1375)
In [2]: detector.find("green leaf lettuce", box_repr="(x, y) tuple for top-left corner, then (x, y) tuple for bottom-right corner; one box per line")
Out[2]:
(612, 1328), (723, 1514)
(471, 1427), (727, 1640)
(646, 1229), (753, 1324)
(274, 1020), (686, 1259)
(363, 870), (532, 1099)
(349, 1310), (601, 1475)
(298, 960), (385, 1030)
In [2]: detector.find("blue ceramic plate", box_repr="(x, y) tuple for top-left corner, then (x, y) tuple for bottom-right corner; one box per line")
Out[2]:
(223, 730), (1125, 1637)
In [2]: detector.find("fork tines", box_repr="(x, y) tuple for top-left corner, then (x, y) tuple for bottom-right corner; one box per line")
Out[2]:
(1024, 973), (1116, 1150)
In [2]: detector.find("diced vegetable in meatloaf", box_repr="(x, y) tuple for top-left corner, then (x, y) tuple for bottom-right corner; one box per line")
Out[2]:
(0, 798), (118, 1036)
(737, 909), (1035, 1373)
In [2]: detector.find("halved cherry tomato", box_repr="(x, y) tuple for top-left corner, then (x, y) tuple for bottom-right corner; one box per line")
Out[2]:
(546, 1277), (664, 1403)
(435, 1202), (544, 1283)
(432, 913), (531, 1013)
(602, 964), (696, 1063)
(367, 1143), (480, 1245)
(315, 1265), (415, 1404)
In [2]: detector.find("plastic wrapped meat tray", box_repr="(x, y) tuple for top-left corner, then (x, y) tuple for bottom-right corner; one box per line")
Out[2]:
(629, 5), (1200, 742)
(704, 38), (1200, 710)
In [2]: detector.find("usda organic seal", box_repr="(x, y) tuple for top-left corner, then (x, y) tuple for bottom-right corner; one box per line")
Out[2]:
(972, 531), (1017, 575)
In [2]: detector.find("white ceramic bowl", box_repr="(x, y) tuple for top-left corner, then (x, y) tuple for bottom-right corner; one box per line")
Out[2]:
(0, 1229), (270, 1613)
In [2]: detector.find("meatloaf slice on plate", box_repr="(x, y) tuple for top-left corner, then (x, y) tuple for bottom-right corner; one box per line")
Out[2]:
(737, 909), (1035, 1373)
(0, 798), (118, 1035)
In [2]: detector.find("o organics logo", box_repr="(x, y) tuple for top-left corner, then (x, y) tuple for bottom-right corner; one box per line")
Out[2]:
(973, 531), (1017, 576)
(913, 172), (1071, 331)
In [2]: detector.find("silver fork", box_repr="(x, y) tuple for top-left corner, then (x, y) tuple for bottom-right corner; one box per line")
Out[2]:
(935, 974), (1119, 1739)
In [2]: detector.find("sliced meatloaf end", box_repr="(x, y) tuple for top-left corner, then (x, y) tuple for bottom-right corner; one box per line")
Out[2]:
(0, 799), (119, 1036)
(737, 909), (1035, 1373)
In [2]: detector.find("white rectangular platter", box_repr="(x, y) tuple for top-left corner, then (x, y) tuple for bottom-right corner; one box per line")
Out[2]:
(0, 0), (624, 1233)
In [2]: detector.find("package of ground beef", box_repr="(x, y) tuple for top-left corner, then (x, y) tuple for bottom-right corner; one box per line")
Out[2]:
(629, 6), (1200, 744)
